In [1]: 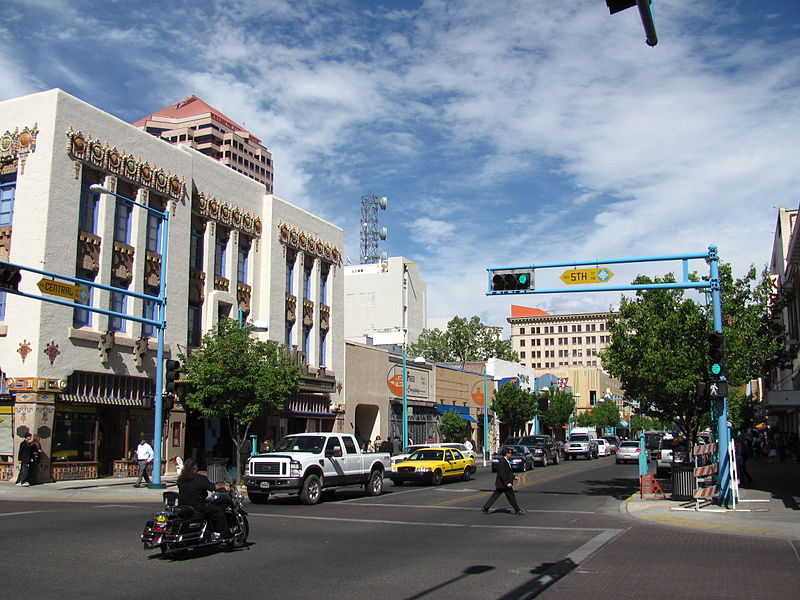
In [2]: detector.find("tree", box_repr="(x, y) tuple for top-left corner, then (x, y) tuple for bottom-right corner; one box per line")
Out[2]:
(539, 391), (576, 437)
(574, 411), (595, 427)
(592, 399), (621, 431)
(409, 316), (517, 367)
(439, 411), (467, 442)
(182, 318), (301, 481)
(491, 382), (536, 437)
(727, 386), (756, 433)
(601, 265), (791, 446)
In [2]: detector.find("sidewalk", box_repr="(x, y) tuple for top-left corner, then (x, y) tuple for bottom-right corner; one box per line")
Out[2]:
(623, 458), (800, 539)
(0, 475), (180, 503)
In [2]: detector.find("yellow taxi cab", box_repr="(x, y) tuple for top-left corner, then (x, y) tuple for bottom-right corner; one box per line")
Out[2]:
(388, 446), (476, 486)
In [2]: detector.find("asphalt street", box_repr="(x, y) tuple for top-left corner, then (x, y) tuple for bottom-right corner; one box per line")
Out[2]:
(2, 456), (799, 599)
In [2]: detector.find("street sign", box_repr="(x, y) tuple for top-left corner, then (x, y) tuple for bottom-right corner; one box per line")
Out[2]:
(37, 279), (89, 302)
(559, 267), (614, 285)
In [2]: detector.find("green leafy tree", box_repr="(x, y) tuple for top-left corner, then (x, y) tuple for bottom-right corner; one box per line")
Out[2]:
(630, 414), (673, 435)
(727, 386), (756, 432)
(182, 318), (301, 480)
(410, 316), (517, 366)
(439, 411), (467, 442)
(602, 265), (791, 445)
(539, 391), (576, 437)
(491, 383), (536, 437)
(592, 399), (621, 431)
(574, 411), (595, 427)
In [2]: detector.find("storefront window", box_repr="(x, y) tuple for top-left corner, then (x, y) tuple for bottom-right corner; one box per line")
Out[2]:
(128, 409), (154, 458)
(52, 406), (97, 462)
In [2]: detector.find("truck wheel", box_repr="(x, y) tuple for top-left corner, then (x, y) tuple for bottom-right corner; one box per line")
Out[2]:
(300, 474), (322, 505)
(365, 469), (383, 496)
(247, 491), (269, 504)
(431, 469), (443, 486)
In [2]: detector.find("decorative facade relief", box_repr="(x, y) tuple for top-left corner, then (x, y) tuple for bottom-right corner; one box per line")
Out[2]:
(196, 192), (262, 239)
(0, 124), (38, 174)
(278, 223), (341, 265)
(66, 128), (186, 212)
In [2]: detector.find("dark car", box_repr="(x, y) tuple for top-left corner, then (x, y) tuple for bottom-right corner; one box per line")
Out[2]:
(518, 435), (560, 466)
(644, 432), (666, 460)
(491, 445), (534, 472)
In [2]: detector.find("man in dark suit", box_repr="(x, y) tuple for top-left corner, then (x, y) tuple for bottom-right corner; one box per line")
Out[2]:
(481, 447), (525, 515)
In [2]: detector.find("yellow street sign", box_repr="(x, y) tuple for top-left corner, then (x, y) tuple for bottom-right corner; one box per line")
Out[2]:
(560, 268), (614, 285)
(37, 279), (89, 302)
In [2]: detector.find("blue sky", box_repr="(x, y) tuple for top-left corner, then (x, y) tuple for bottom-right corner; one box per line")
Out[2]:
(2, 1), (799, 329)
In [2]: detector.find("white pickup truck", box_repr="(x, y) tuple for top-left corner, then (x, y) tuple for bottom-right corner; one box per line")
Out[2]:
(243, 433), (391, 505)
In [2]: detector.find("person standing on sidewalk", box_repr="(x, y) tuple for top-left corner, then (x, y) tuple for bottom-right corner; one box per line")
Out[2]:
(134, 438), (154, 487)
(481, 447), (525, 515)
(15, 432), (33, 486)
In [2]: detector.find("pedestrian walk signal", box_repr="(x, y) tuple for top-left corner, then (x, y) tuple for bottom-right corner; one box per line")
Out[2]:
(489, 268), (534, 293)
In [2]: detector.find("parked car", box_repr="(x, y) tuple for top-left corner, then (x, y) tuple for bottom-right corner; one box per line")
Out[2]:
(595, 438), (611, 457)
(388, 447), (476, 486)
(491, 445), (534, 472)
(602, 435), (620, 453)
(616, 440), (648, 464)
(517, 435), (559, 466)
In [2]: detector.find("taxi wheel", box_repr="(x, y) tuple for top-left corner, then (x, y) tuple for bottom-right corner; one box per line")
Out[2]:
(461, 468), (471, 481)
(431, 469), (443, 486)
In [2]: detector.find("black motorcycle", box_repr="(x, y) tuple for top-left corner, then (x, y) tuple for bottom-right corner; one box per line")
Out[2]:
(141, 478), (249, 557)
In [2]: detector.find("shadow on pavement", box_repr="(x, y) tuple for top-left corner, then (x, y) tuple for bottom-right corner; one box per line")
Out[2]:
(402, 565), (495, 600)
(496, 558), (578, 599)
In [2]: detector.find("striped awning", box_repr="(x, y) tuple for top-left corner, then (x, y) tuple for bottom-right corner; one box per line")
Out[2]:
(59, 394), (150, 407)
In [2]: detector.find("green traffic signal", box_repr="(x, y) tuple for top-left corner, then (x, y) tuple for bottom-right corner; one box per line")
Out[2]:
(490, 269), (533, 292)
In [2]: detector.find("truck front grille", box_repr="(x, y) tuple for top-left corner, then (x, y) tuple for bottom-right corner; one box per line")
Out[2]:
(253, 462), (283, 475)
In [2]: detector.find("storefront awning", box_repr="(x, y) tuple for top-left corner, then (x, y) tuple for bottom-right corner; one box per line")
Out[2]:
(436, 404), (478, 423)
(59, 394), (150, 407)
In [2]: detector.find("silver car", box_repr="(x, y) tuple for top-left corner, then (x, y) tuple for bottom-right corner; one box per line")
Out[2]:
(616, 440), (648, 464)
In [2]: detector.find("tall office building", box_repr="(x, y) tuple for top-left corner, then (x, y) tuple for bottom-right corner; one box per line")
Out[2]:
(132, 95), (274, 192)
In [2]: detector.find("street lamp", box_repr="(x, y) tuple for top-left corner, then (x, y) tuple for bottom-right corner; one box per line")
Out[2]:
(90, 183), (169, 489)
(402, 342), (425, 450)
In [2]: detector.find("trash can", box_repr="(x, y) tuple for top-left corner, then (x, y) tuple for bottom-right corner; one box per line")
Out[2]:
(671, 463), (694, 500)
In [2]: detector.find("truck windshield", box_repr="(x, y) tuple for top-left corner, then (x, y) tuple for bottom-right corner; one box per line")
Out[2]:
(273, 436), (326, 453)
(569, 434), (589, 442)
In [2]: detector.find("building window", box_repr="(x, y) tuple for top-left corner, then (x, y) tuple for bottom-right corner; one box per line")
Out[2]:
(520, 339), (526, 347)
(72, 268), (95, 327)
(214, 228), (229, 278)
(285, 321), (294, 347)
(113, 197), (132, 244)
(79, 172), (101, 234)
(520, 351), (526, 359)
(109, 277), (128, 332)
(237, 237), (250, 285)
(0, 291), (6, 320)
(146, 212), (161, 254)
(303, 257), (313, 301)
(286, 251), (296, 295)
(319, 330), (327, 367)
(190, 219), (204, 271)
(320, 265), (329, 306)
(0, 172), (16, 226)
(519, 327), (526, 335)
(142, 285), (159, 338)
(187, 303), (202, 347)
(303, 325), (311, 359)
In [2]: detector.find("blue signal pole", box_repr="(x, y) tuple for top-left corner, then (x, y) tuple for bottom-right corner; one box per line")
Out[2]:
(487, 245), (732, 506)
(91, 184), (169, 488)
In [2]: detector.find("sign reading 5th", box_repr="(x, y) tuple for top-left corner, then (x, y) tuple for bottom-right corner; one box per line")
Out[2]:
(560, 268), (614, 285)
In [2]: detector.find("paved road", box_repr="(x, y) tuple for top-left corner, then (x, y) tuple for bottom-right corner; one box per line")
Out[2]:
(2, 456), (798, 599)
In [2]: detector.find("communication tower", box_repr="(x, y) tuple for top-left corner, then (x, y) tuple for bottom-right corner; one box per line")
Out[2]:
(360, 193), (388, 264)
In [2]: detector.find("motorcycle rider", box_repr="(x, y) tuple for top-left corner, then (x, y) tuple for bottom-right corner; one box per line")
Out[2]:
(177, 459), (233, 541)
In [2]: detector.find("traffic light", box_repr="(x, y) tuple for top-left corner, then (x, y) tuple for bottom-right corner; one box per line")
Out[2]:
(489, 269), (533, 293)
(708, 332), (724, 376)
(607, 0), (658, 47)
(165, 359), (181, 393)
(0, 262), (21, 292)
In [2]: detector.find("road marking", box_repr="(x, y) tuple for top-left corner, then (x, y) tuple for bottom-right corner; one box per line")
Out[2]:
(249, 512), (617, 532)
(0, 510), (54, 517)
(93, 504), (141, 508)
(354, 502), (595, 514)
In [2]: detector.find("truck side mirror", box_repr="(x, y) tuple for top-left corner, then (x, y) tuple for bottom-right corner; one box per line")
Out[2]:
(326, 447), (342, 458)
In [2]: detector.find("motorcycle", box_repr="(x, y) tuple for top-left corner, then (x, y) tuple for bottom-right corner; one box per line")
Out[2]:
(141, 473), (249, 557)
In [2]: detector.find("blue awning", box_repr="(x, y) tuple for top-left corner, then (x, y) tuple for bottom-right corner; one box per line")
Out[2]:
(436, 404), (478, 423)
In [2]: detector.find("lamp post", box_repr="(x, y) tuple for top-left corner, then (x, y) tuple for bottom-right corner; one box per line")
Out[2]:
(90, 184), (169, 488)
(402, 339), (408, 450)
